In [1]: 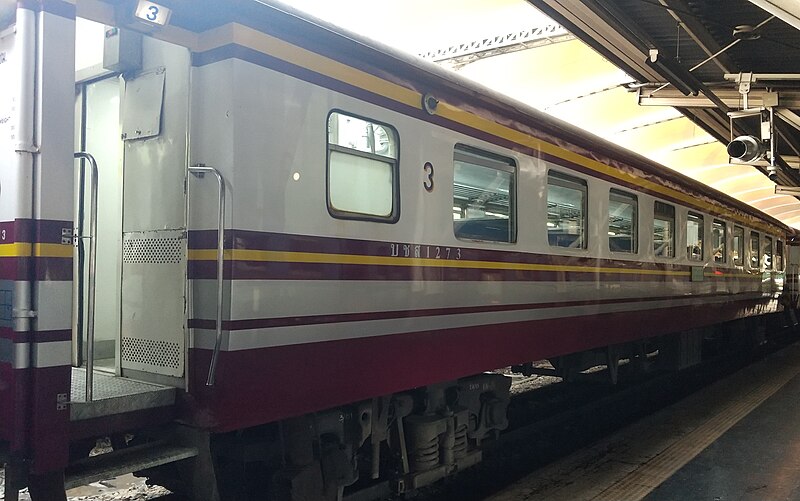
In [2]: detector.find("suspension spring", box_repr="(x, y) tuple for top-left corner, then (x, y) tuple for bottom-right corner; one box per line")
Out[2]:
(411, 435), (439, 472)
(453, 424), (468, 459)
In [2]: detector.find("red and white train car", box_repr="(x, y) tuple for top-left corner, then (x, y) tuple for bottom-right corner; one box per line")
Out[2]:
(0, 0), (796, 499)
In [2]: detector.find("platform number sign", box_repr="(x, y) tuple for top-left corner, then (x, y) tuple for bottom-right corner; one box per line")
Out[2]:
(135, 1), (172, 26)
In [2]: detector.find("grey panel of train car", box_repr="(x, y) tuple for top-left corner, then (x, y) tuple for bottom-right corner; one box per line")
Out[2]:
(102, 26), (142, 75)
(120, 35), (188, 385)
(121, 66), (164, 141)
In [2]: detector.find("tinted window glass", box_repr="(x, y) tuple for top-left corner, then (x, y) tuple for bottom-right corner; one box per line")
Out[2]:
(733, 226), (744, 265)
(687, 212), (704, 261)
(654, 202), (675, 258)
(547, 171), (587, 249)
(608, 189), (637, 253)
(453, 145), (516, 243)
(764, 236), (773, 270)
(712, 220), (726, 264)
(750, 231), (760, 268)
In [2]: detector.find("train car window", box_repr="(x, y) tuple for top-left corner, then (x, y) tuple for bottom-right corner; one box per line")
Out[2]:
(453, 145), (516, 243)
(608, 189), (637, 253)
(712, 220), (726, 264)
(547, 171), (587, 249)
(776, 240), (784, 271)
(764, 236), (773, 270)
(686, 212), (704, 261)
(733, 226), (744, 265)
(750, 231), (760, 268)
(653, 202), (675, 258)
(327, 111), (399, 221)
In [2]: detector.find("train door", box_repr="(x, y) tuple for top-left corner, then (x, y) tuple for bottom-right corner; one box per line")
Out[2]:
(74, 19), (189, 388)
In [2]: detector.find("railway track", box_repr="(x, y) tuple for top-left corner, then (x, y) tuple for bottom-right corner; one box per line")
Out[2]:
(412, 326), (800, 501)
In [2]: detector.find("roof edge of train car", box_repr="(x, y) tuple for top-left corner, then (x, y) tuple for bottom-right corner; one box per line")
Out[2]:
(87, 0), (797, 235)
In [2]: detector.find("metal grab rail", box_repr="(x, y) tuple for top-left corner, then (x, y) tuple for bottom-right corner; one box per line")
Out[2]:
(188, 166), (226, 386)
(74, 152), (99, 401)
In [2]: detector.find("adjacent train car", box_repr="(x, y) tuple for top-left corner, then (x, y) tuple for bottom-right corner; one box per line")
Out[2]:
(0, 1), (796, 500)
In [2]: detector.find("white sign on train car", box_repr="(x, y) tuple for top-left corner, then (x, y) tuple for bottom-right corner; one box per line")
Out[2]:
(134, 0), (172, 26)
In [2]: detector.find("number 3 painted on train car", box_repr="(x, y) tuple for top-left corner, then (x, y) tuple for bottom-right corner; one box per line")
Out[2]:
(146, 5), (159, 21)
(423, 162), (434, 192)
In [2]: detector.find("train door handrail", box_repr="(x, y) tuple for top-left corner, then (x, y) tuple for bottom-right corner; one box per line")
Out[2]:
(74, 152), (99, 402)
(188, 166), (226, 386)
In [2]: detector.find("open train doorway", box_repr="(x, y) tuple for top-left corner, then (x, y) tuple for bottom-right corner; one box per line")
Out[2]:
(73, 18), (189, 396)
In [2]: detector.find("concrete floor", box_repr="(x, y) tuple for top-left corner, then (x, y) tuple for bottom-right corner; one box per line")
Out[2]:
(487, 342), (800, 501)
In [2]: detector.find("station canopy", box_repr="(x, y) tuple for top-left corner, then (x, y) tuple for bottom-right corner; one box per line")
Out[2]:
(293, 0), (800, 229)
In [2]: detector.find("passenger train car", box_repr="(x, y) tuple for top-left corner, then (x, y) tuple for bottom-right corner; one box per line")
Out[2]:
(0, 0), (796, 499)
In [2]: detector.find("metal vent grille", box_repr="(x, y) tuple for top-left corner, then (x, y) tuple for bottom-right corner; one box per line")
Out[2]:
(123, 237), (183, 264)
(122, 337), (181, 369)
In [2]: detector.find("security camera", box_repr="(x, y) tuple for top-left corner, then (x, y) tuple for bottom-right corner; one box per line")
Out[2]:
(767, 165), (778, 182)
(727, 135), (767, 163)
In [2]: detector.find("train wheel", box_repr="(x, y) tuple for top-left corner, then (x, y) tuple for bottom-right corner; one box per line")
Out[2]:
(27, 471), (67, 501)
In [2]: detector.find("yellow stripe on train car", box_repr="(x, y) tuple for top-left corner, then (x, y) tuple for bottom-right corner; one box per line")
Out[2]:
(187, 249), (690, 277)
(193, 24), (781, 235)
(0, 243), (73, 258)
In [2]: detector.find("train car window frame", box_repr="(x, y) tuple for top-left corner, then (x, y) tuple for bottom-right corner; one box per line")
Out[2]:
(653, 201), (675, 258)
(326, 110), (400, 223)
(764, 235), (773, 270)
(712, 220), (727, 264)
(608, 189), (637, 254)
(750, 231), (760, 269)
(546, 170), (588, 250)
(686, 212), (704, 261)
(776, 239), (784, 271)
(733, 226), (744, 266)
(452, 144), (517, 244)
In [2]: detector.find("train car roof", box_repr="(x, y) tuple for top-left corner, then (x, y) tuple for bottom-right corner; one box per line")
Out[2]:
(85, 0), (794, 234)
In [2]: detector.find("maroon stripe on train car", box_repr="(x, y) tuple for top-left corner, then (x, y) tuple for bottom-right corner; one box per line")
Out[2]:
(178, 1), (788, 232)
(0, 219), (73, 244)
(0, 219), (73, 280)
(189, 229), (760, 281)
(188, 229), (767, 278)
(0, 257), (72, 281)
(187, 292), (768, 331)
(0, 328), (71, 343)
(29, 365), (70, 473)
(192, 45), (692, 212)
(189, 258), (764, 282)
(0, 365), (30, 450)
(192, 44), (783, 233)
(33, 257), (72, 281)
(184, 296), (776, 431)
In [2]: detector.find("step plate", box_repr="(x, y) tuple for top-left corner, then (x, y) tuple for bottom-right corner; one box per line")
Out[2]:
(71, 368), (175, 421)
(65, 443), (198, 490)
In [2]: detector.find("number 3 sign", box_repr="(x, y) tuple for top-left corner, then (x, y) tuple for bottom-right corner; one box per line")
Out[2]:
(134, 1), (172, 26)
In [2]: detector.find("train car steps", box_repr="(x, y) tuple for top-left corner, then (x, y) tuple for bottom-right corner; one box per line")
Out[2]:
(70, 368), (176, 421)
(64, 442), (198, 490)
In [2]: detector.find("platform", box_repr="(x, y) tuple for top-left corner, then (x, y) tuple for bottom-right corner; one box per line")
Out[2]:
(70, 368), (175, 421)
(487, 342), (800, 501)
